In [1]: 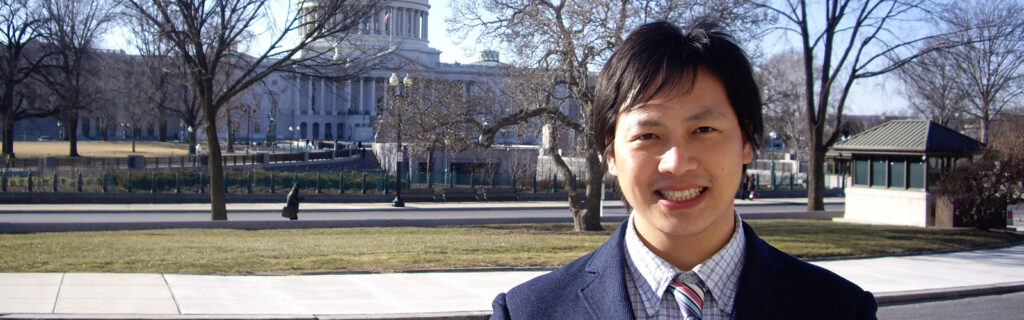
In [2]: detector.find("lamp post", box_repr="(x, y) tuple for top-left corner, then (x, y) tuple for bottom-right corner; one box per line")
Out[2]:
(268, 112), (276, 153)
(56, 121), (62, 140)
(245, 107), (254, 154)
(769, 130), (777, 190)
(388, 72), (411, 207)
(288, 126), (295, 152)
(187, 125), (194, 152)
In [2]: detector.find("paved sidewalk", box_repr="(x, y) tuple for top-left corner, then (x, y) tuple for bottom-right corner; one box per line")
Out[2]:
(0, 198), (846, 233)
(1, 243), (1022, 319)
(0, 197), (844, 213)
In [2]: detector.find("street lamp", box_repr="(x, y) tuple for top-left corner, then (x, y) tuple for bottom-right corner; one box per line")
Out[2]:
(388, 72), (411, 207)
(267, 111), (276, 149)
(56, 121), (62, 140)
(769, 130), (777, 190)
(245, 107), (254, 154)
(288, 126), (295, 152)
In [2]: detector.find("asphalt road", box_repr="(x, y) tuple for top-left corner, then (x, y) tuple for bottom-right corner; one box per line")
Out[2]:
(0, 203), (843, 223)
(877, 291), (1024, 319)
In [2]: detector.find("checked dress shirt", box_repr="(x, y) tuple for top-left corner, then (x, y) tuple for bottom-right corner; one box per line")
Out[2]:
(623, 212), (746, 320)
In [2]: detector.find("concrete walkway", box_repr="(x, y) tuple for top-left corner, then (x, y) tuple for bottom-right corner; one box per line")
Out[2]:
(1, 243), (1022, 319)
(0, 197), (844, 214)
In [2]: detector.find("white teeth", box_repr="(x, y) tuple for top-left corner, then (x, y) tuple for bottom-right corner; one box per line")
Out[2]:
(660, 188), (703, 202)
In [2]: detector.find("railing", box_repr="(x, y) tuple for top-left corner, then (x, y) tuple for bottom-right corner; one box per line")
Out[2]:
(2, 145), (364, 172)
(0, 167), (597, 197)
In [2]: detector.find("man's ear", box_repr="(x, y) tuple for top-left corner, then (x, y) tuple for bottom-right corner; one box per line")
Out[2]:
(606, 150), (618, 177)
(742, 140), (753, 165)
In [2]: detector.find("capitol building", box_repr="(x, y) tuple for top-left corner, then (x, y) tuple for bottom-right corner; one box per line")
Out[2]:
(252, 0), (508, 144)
(18, 0), (573, 180)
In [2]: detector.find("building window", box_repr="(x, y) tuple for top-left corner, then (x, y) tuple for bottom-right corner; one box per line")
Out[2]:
(889, 159), (905, 188)
(854, 158), (869, 185)
(871, 158), (886, 187)
(908, 160), (925, 189)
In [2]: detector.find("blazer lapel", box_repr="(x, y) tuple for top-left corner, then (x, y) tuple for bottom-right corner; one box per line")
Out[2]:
(733, 222), (792, 320)
(579, 221), (635, 320)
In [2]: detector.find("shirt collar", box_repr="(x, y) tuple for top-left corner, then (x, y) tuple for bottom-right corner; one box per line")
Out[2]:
(624, 211), (747, 316)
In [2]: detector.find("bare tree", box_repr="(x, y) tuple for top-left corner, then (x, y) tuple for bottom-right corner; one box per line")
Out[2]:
(380, 73), (478, 186)
(122, 0), (385, 220)
(937, 0), (1024, 144)
(449, 0), (770, 231)
(756, 49), (809, 157)
(119, 55), (149, 152)
(896, 41), (969, 129)
(752, 0), (963, 211)
(1, 0), (58, 158)
(36, 0), (113, 156)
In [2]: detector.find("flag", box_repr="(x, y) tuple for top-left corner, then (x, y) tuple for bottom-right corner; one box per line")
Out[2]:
(383, 12), (391, 25)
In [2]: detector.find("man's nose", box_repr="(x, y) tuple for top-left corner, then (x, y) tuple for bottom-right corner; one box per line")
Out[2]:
(658, 144), (697, 175)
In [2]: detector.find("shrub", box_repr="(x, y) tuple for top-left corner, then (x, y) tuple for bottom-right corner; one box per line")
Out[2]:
(934, 148), (1024, 229)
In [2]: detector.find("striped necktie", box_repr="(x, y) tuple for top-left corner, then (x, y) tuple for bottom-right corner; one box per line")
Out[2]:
(669, 275), (706, 320)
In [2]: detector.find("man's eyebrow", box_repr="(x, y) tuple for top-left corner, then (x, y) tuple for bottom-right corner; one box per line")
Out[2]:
(685, 108), (728, 122)
(635, 118), (664, 128)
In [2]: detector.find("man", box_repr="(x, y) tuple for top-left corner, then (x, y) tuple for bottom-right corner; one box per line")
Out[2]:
(491, 19), (877, 320)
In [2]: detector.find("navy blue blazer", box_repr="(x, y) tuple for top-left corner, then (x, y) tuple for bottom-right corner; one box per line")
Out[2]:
(491, 221), (877, 319)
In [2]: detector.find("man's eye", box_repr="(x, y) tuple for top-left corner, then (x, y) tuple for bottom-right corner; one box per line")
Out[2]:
(636, 133), (657, 140)
(694, 127), (715, 134)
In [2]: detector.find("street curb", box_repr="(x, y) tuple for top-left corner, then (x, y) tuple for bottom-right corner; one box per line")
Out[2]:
(0, 313), (493, 320)
(0, 210), (842, 233)
(0, 205), (622, 215)
(874, 281), (1024, 304)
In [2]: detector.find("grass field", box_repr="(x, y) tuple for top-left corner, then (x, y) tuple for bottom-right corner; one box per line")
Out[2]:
(12, 141), (191, 157)
(0, 220), (1020, 275)
(9, 141), (281, 157)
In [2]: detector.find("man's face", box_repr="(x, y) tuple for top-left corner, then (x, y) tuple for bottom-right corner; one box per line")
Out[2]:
(607, 67), (752, 240)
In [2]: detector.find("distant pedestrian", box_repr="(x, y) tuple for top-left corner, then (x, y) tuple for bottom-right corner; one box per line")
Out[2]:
(282, 183), (301, 220)
(740, 173), (750, 199)
(748, 173), (758, 200)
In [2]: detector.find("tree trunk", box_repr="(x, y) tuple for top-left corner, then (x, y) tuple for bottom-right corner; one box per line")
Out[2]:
(2, 112), (14, 159)
(806, 122), (825, 211)
(1, 88), (14, 158)
(582, 147), (604, 231)
(158, 119), (168, 142)
(67, 116), (80, 157)
(131, 125), (137, 153)
(545, 121), (602, 232)
(980, 111), (990, 144)
(205, 116), (227, 220)
(188, 122), (198, 155)
(99, 121), (109, 141)
(425, 146), (434, 187)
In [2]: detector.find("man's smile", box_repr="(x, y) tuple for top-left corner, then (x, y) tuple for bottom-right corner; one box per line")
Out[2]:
(657, 187), (706, 202)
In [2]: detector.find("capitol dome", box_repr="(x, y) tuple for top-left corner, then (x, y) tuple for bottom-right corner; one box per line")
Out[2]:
(306, 0), (441, 66)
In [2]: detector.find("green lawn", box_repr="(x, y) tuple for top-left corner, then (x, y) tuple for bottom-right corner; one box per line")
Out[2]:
(0, 221), (1020, 274)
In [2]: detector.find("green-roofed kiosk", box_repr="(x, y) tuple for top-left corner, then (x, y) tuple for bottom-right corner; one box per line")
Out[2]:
(827, 120), (983, 227)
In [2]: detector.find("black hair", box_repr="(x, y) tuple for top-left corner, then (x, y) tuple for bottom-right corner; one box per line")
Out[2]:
(593, 19), (764, 164)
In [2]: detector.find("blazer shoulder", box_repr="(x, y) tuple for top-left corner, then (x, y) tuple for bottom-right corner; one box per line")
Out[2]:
(504, 249), (597, 305)
(497, 221), (634, 319)
(739, 223), (877, 319)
